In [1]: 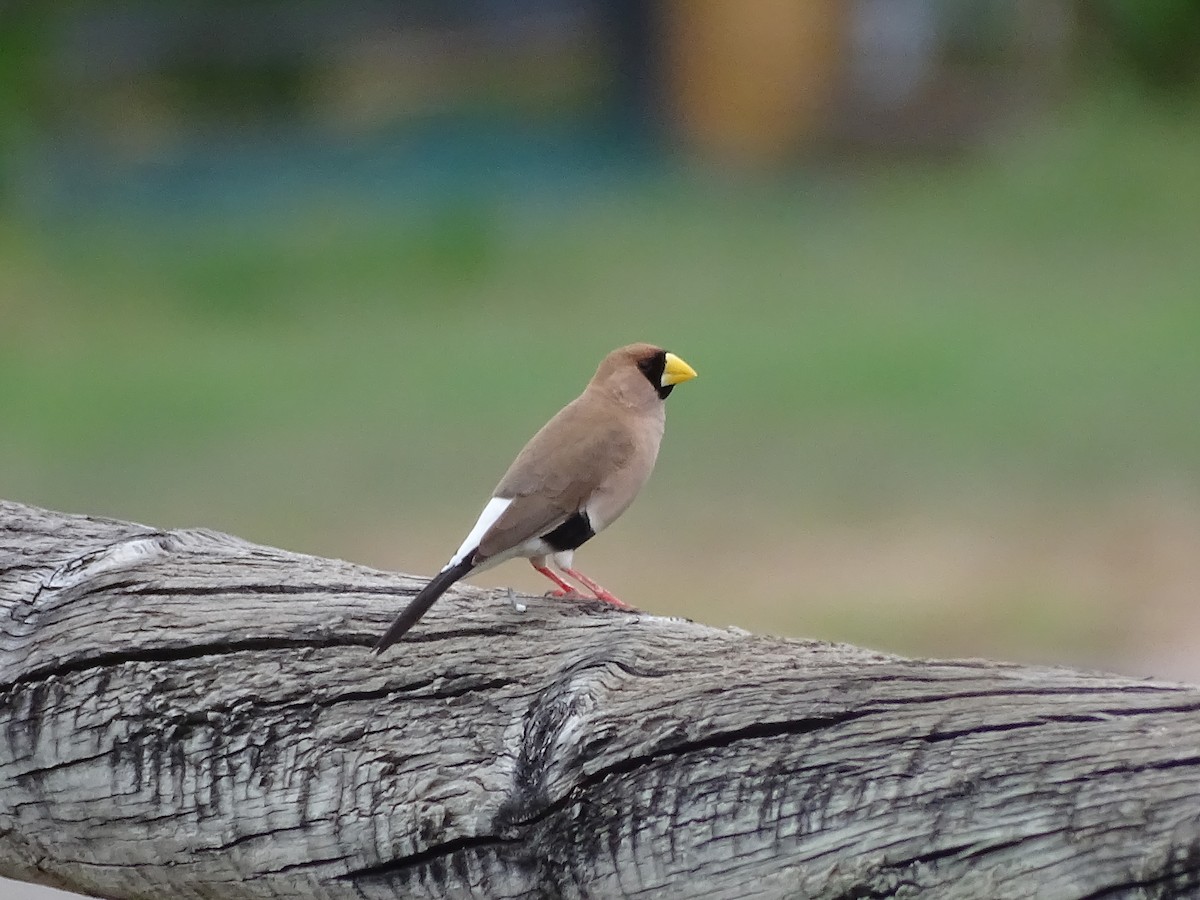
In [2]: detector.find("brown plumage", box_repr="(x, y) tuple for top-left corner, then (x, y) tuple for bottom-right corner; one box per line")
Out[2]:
(373, 343), (697, 653)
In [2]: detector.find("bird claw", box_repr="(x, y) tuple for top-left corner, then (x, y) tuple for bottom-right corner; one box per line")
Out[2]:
(592, 590), (630, 608)
(545, 586), (631, 609)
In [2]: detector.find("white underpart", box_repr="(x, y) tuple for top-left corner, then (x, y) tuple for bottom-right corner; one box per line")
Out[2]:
(583, 494), (613, 535)
(550, 549), (575, 571)
(485, 534), (575, 575)
(446, 496), (512, 569)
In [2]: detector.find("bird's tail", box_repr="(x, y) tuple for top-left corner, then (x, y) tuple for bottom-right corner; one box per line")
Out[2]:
(373, 556), (475, 654)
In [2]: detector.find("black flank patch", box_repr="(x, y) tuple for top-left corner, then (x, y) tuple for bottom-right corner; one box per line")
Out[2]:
(543, 512), (596, 552)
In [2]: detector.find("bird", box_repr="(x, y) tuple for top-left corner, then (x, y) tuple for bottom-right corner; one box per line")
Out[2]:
(373, 343), (697, 653)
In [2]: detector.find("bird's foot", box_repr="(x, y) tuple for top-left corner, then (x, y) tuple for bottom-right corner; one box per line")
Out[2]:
(590, 588), (630, 608)
(546, 587), (584, 599)
(561, 567), (629, 608)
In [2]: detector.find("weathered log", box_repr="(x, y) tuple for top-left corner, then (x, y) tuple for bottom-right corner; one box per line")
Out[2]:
(2, 498), (1200, 900)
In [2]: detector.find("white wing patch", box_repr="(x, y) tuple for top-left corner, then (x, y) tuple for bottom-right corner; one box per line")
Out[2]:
(446, 497), (512, 569)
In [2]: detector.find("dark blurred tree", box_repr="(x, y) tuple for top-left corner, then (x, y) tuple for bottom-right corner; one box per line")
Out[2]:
(1089, 0), (1200, 89)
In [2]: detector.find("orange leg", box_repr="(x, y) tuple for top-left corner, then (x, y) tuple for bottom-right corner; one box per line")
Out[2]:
(532, 562), (580, 597)
(563, 567), (629, 608)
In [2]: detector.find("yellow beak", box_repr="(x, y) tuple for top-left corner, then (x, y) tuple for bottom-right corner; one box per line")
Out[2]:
(662, 352), (698, 387)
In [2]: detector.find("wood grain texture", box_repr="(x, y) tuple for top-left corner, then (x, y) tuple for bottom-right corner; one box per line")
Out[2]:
(2, 498), (1200, 900)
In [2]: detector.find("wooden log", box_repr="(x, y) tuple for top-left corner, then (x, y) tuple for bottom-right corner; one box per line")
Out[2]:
(2, 498), (1199, 899)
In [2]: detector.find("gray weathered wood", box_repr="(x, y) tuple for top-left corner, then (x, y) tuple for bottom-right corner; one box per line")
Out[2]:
(2, 498), (1200, 900)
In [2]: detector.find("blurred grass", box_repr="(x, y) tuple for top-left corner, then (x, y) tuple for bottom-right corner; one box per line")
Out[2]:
(2, 92), (1199, 669)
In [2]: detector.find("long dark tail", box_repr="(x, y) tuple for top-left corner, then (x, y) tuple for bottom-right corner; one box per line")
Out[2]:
(373, 557), (475, 654)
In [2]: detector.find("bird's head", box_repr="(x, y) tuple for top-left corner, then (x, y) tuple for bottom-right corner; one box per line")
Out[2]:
(592, 343), (698, 405)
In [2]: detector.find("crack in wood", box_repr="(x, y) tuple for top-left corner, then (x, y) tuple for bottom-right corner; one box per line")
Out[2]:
(338, 834), (523, 882)
(874, 683), (1191, 707)
(402, 624), (525, 644)
(127, 582), (416, 598)
(1, 637), (363, 690)
(545, 710), (874, 810)
(0, 563), (46, 577)
(313, 676), (519, 708)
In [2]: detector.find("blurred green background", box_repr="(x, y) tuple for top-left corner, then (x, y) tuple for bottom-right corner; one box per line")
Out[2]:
(4, 0), (1200, 703)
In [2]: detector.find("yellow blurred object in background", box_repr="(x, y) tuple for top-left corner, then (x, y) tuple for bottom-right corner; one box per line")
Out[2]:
(663, 0), (847, 163)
